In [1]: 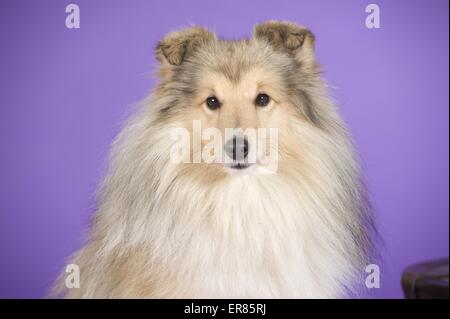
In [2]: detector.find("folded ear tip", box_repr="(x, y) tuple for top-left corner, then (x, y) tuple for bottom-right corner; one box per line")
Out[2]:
(254, 20), (307, 33)
(253, 20), (315, 50)
(156, 26), (216, 65)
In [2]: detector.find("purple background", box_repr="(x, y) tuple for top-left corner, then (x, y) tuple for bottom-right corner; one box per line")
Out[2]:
(0, 0), (448, 298)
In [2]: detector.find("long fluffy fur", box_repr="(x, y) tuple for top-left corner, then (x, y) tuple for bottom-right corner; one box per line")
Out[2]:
(53, 21), (375, 298)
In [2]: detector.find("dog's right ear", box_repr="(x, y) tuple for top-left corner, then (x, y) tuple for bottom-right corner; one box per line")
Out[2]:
(156, 27), (216, 66)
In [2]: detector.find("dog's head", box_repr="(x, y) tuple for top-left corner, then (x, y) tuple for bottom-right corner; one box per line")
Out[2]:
(153, 21), (335, 177)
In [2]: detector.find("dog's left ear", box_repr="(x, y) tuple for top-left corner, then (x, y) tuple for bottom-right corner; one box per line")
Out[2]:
(156, 26), (216, 66)
(253, 21), (317, 72)
(155, 26), (216, 81)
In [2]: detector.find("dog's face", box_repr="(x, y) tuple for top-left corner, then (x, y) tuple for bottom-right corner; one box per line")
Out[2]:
(154, 21), (323, 177)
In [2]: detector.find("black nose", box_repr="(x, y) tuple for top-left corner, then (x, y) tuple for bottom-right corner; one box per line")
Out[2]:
(225, 136), (249, 161)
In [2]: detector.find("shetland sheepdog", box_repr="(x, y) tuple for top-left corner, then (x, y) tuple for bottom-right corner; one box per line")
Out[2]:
(54, 21), (375, 298)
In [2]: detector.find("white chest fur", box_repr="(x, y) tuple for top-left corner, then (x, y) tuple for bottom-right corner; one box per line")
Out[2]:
(145, 174), (353, 298)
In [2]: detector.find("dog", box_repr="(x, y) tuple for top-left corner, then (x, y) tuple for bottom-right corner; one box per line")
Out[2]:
(54, 21), (375, 298)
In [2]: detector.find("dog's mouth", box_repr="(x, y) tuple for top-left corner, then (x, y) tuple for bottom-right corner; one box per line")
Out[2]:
(223, 162), (256, 174)
(229, 163), (251, 170)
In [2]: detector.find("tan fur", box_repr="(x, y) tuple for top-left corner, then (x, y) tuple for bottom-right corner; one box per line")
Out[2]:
(53, 21), (374, 299)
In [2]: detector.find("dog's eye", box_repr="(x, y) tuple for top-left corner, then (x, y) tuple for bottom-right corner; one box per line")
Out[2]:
(206, 96), (220, 110)
(255, 93), (270, 107)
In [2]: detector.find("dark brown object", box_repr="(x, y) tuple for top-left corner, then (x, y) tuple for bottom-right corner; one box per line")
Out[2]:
(402, 258), (449, 299)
